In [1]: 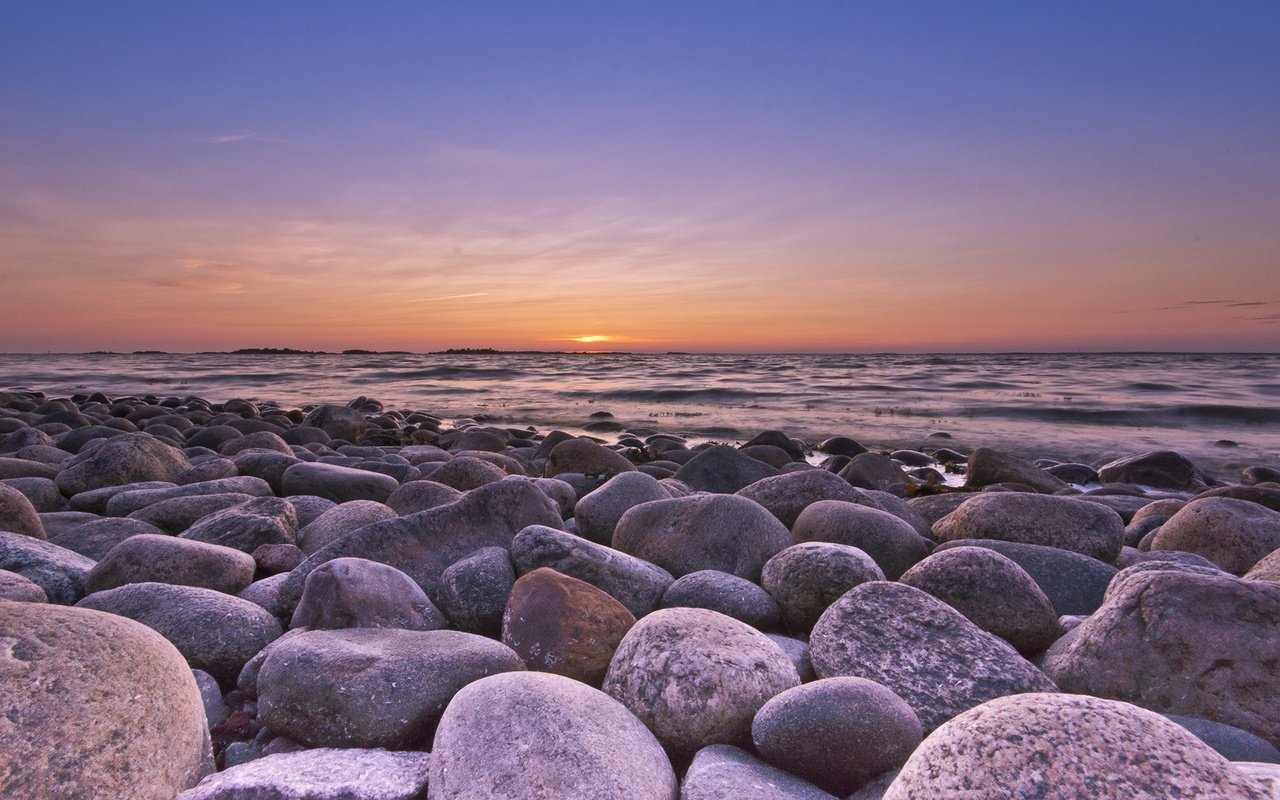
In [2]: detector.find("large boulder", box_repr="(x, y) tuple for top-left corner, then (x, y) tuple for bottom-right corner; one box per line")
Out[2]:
(933, 493), (1125, 562)
(574, 471), (671, 544)
(0, 482), (45, 539)
(429, 671), (677, 799)
(281, 462), (399, 503)
(257, 628), (524, 749)
(289, 557), (447, 632)
(0, 601), (213, 799)
(0, 530), (95, 604)
(612, 494), (792, 582)
(280, 479), (562, 608)
(932, 538), (1117, 616)
(55, 432), (191, 495)
(602, 607), (800, 761)
(963, 447), (1068, 493)
(681, 745), (838, 800)
(792, 500), (929, 580)
(881, 693), (1268, 799)
(809, 582), (1057, 731)
(77, 582), (283, 687)
(86, 533), (257, 596)
(760, 542), (885, 632)
(674, 445), (780, 494)
(752, 677), (922, 796)
(1097, 450), (1215, 492)
(501, 567), (635, 686)
(899, 546), (1062, 654)
(1151, 497), (1280, 574)
(510, 524), (674, 617)
(176, 748), (431, 800)
(1043, 569), (1280, 749)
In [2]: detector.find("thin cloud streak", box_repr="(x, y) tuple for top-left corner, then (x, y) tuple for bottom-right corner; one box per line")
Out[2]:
(407, 292), (489, 303)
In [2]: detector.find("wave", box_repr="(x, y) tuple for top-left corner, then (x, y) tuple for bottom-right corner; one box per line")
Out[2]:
(960, 404), (1280, 427)
(579, 387), (802, 403)
(364, 367), (527, 380)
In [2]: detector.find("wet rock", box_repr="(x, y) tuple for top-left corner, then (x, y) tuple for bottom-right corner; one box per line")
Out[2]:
(296, 500), (397, 555)
(1151, 496), (1280, 574)
(761, 542), (885, 632)
(661, 569), (782, 631)
(430, 671), (677, 800)
(752, 677), (922, 796)
(544, 438), (636, 479)
(1097, 450), (1216, 492)
(176, 748), (432, 800)
(55, 432), (192, 495)
(613, 494), (792, 582)
(838, 453), (911, 495)
(933, 493), (1124, 562)
(574, 471), (670, 544)
(86, 534), (257, 595)
(257, 628), (524, 749)
(681, 745), (838, 800)
(602, 607), (800, 761)
(77, 582), (283, 687)
(0, 530), (95, 604)
(1043, 569), (1280, 749)
(180, 497), (299, 553)
(281, 461), (399, 503)
(0, 481), (46, 539)
(290, 557), (446, 632)
(899, 546), (1062, 654)
(502, 567), (635, 686)
(0, 601), (213, 799)
(436, 546), (514, 635)
(810, 582), (1057, 731)
(674, 445), (780, 494)
(792, 500), (929, 580)
(963, 447), (1068, 493)
(1045, 462), (1099, 484)
(302, 404), (367, 443)
(881, 693), (1268, 799)
(510, 524), (674, 617)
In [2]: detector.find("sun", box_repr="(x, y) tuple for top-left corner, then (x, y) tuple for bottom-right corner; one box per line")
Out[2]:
(571, 335), (612, 343)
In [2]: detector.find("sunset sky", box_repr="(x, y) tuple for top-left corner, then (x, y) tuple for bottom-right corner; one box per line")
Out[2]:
(2, 2), (1278, 353)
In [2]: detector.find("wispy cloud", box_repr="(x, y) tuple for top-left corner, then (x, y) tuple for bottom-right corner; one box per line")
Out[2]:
(407, 292), (489, 303)
(203, 132), (285, 145)
(1158, 298), (1279, 312)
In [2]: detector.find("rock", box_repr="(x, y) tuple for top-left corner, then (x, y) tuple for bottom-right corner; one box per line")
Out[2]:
(933, 493), (1124, 562)
(253, 543), (303, 575)
(238, 573), (292, 619)
(192, 668), (227, 728)
(760, 542), (885, 632)
(232, 451), (302, 495)
(1103, 559), (1232, 603)
(0, 601), (213, 799)
(510, 524), (674, 617)
(436, 547), (514, 635)
(681, 745), (838, 800)
(68, 480), (176, 514)
(219, 430), (293, 457)
(502, 474), (576, 518)
(176, 748), (432, 800)
(752, 677), (923, 796)
(86, 533), (257, 595)
(899, 546), (1062, 654)
(289, 557), (446, 632)
(544, 438), (636, 478)
(128, 493), (258, 535)
(180, 497), (299, 553)
(1045, 462), (1099, 484)
(1246, 549), (1280, 582)
(1097, 450), (1216, 492)
(932, 538), (1117, 616)
(281, 462), (399, 503)
(838, 453), (910, 495)
(302, 404), (367, 443)
(613, 494), (791, 582)
(736, 469), (869, 529)
(602, 607), (800, 761)
(281, 478), (562, 609)
(881, 693), (1269, 799)
(55, 432), (192, 495)
(673, 445), (780, 494)
(502, 567), (635, 685)
(0, 456), (59, 480)
(767, 634), (814, 682)
(809, 582), (1057, 731)
(791, 500), (929, 580)
(1151, 497), (1280, 574)
(106, 476), (274, 516)
(574, 471), (670, 544)
(1197, 485), (1280, 513)
(424, 455), (507, 491)
(385, 479), (463, 515)
(296, 500), (397, 555)
(46, 516), (162, 560)
(906, 493), (972, 527)
(2, 476), (63, 514)
(257, 628), (524, 748)
(0, 481), (46, 539)
(430, 670), (677, 799)
(0, 530), (95, 604)
(660, 569), (782, 631)
(816, 437), (868, 457)
(1165, 714), (1280, 764)
(963, 447), (1068, 493)
(0, 568), (47, 601)
(77, 582), (283, 687)
(1043, 569), (1280, 749)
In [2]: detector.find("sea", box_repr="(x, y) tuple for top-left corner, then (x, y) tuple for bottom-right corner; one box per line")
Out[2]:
(2, 351), (1278, 477)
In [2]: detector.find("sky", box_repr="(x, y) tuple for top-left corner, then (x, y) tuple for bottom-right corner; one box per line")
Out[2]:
(1, 1), (1279, 353)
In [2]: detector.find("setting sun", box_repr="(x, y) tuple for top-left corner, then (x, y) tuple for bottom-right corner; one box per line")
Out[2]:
(571, 335), (613, 344)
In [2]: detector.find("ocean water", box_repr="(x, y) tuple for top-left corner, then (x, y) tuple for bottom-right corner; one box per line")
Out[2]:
(2, 352), (1278, 476)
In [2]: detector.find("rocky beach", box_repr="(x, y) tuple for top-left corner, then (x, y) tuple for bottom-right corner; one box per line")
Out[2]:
(2, 386), (1280, 799)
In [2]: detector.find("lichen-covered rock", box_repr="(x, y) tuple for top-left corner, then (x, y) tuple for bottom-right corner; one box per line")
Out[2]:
(430, 671), (677, 799)
(881, 694), (1268, 799)
(0, 601), (213, 799)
